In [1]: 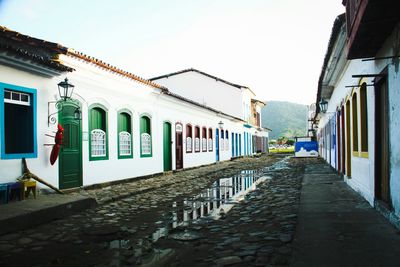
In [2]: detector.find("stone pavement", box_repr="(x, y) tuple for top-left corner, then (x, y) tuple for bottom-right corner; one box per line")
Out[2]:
(291, 160), (400, 267)
(1, 155), (400, 266)
(0, 154), (284, 266)
(0, 155), (267, 235)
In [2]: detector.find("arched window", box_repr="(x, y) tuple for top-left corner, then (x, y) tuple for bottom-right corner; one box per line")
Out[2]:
(360, 83), (368, 156)
(208, 128), (213, 152)
(140, 115), (152, 157)
(89, 106), (108, 160)
(186, 124), (192, 153)
(225, 130), (229, 151)
(118, 112), (132, 158)
(202, 127), (207, 152)
(352, 92), (358, 153)
(195, 126), (200, 152)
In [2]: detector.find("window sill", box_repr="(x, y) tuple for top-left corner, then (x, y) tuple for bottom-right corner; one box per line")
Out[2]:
(118, 155), (133, 159)
(1, 152), (37, 160)
(90, 156), (109, 161)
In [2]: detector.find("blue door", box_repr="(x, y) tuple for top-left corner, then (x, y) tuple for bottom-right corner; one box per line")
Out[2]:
(239, 134), (242, 156)
(231, 132), (234, 157)
(244, 132), (247, 155)
(216, 129), (220, 161)
(235, 133), (238, 156)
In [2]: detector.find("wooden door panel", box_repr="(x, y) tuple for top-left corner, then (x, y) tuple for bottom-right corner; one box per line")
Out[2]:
(175, 124), (183, 169)
(59, 101), (82, 189)
(375, 78), (390, 205)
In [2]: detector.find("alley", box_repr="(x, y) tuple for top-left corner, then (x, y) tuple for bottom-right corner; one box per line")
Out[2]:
(1, 155), (400, 266)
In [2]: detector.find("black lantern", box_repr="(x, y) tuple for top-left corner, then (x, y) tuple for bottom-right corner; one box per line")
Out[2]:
(319, 98), (328, 113)
(218, 121), (224, 129)
(57, 78), (75, 101)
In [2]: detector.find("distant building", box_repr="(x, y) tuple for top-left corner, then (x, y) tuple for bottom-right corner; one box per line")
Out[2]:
(315, 1), (400, 228)
(0, 26), (269, 190)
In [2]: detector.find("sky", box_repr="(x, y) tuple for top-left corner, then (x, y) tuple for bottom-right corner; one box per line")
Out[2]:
(0, 0), (344, 105)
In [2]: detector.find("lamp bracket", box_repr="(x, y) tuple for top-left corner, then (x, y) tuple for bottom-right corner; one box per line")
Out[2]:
(47, 100), (63, 126)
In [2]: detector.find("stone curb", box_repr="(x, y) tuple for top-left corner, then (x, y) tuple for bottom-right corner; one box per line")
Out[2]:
(0, 195), (97, 235)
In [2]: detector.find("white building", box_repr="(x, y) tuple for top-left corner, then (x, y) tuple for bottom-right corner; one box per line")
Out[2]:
(150, 68), (269, 156)
(315, 2), (400, 228)
(0, 26), (269, 191)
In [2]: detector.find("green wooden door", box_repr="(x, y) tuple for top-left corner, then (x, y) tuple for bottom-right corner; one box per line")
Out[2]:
(59, 101), (82, 189)
(163, 122), (172, 171)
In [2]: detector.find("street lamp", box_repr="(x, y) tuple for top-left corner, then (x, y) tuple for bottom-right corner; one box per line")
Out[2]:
(218, 121), (224, 129)
(319, 98), (328, 113)
(57, 78), (75, 101)
(48, 78), (80, 125)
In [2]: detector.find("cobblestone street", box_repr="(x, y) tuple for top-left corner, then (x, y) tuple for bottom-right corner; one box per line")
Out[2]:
(2, 154), (400, 267)
(1, 154), (298, 266)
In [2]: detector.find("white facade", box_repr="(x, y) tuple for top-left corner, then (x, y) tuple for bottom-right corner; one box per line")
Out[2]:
(316, 13), (400, 225)
(150, 70), (244, 119)
(0, 30), (269, 190)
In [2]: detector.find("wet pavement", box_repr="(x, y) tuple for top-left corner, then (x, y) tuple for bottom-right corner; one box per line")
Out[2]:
(1, 154), (400, 266)
(0, 154), (290, 266)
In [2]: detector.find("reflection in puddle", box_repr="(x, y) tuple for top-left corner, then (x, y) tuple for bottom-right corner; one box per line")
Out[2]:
(106, 157), (289, 266)
(151, 170), (271, 243)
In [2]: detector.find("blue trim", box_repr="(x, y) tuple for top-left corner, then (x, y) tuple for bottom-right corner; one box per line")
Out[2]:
(231, 132), (234, 157)
(239, 134), (241, 156)
(215, 129), (219, 161)
(0, 82), (37, 159)
(243, 124), (252, 129)
(235, 133), (238, 156)
(244, 132), (247, 155)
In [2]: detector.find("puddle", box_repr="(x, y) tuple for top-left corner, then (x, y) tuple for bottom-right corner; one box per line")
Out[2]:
(148, 169), (270, 243)
(106, 157), (289, 266)
(263, 156), (291, 172)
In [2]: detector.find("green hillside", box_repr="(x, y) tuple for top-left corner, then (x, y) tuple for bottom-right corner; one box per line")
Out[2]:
(261, 101), (308, 140)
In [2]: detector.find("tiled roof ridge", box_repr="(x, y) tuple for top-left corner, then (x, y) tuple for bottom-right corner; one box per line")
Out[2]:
(67, 49), (168, 92)
(0, 25), (73, 72)
(150, 68), (249, 89)
(0, 26), (68, 53)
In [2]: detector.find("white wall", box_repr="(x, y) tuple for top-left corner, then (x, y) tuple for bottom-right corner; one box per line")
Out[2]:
(0, 56), (260, 189)
(318, 58), (375, 205)
(378, 29), (400, 218)
(318, 26), (400, 214)
(241, 88), (254, 122)
(151, 71), (243, 119)
(0, 64), (61, 189)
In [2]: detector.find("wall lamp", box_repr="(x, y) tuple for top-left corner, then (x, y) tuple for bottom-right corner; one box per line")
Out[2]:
(218, 121), (224, 129)
(48, 78), (81, 126)
(319, 98), (328, 113)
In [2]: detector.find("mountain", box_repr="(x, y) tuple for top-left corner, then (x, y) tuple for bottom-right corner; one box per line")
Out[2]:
(261, 101), (308, 140)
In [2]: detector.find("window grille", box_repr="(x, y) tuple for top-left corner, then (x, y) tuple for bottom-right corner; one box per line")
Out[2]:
(119, 131), (131, 156)
(91, 129), (106, 157)
(141, 133), (151, 155)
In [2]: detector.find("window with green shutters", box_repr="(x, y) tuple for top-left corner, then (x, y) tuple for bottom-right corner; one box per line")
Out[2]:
(89, 105), (108, 160)
(118, 111), (132, 159)
(140, 115), (152, 157)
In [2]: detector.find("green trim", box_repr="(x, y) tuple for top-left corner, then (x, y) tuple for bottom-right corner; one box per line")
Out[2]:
(88, 104), (109, 161)
(163, 121), (172, 171)
(117, 111), (133, 159)
(140, 115), (152, 158)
